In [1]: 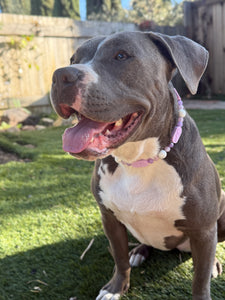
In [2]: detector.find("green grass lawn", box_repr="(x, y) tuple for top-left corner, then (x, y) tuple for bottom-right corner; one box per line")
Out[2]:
(0, 110), (225, 300)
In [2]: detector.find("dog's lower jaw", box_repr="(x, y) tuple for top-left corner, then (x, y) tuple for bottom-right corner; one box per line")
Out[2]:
(69, 148), (112, 161)
(96, 267), (131, 300)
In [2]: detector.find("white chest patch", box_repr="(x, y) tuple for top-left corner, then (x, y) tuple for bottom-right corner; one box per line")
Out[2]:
(98, 139), (186, 250)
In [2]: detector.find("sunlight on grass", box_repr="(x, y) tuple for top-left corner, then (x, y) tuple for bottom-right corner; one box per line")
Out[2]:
(0, 110), (224, 299)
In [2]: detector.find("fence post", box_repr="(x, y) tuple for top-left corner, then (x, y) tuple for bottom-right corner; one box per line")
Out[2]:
(183, 1), (194, 39)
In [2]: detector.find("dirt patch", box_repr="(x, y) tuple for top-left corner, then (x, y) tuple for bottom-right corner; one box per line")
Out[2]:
(0, 150), (30, 164)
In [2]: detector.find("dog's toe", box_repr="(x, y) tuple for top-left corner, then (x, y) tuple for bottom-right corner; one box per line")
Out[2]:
(212, 257), (223, 278)
(129, 244), (152, 267)
(96, 289), (120, 300)
(129, 253), (145, 267)
(96, 289), (108, 300)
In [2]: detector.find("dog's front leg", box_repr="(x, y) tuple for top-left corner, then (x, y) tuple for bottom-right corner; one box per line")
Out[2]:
(96, 205), (131, 300)
(190, 225), (217, 300)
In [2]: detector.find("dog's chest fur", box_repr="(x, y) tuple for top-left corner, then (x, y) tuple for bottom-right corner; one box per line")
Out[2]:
(98, 142), (186, 250)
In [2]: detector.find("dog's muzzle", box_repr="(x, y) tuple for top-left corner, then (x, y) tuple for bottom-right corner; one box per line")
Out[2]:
(50, 65), (143, 160)
(51, 66), (85, 118)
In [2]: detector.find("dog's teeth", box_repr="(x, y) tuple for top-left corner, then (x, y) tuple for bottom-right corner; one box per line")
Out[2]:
(115, 119), (123, 127)
(106, 129), (111, 135)
(90, 137), (94, 143)
(133, 112), (138, 118)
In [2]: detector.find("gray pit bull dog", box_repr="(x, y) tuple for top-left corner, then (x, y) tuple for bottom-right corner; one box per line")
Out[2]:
(51, 31), (225, 300)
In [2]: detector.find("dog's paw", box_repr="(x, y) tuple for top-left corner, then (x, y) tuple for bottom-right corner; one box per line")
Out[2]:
(96, 289), (120, 300)
(129, 244), (152, 267)
(212, 257), (223, 278)
(129, 253), (145, 267)
(96, 267), (130, 299)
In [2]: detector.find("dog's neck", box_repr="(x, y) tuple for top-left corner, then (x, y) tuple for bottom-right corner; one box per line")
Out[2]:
(112, 88), (186, 168)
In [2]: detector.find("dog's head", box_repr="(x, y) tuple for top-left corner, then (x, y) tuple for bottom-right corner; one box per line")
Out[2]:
(50, 31), (208, 161)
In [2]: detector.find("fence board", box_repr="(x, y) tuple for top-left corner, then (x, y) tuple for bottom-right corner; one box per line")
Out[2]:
(184, 0), (225, 95)
(0, 14), (137, 38)
(223, 3), (225, 92)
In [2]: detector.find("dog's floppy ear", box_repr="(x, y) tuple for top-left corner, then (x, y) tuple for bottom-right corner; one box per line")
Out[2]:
(148, 32), (209, 94)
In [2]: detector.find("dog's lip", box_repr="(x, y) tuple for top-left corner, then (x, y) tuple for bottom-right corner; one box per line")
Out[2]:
(69, 148), (112, 161)
(59, 103), (77, 119)
(62, 111), (143, 156)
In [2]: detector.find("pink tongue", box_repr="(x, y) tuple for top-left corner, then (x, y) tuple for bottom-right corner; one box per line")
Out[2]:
(62, 118), (108, 153)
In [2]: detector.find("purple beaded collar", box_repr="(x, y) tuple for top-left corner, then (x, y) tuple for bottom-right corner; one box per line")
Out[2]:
(121, 88), (186, 168)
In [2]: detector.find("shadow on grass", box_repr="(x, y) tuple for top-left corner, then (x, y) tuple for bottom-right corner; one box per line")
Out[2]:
(0, 228), (225, 300)
(1, 235), (224, 300)
(0, 235), (112, 300)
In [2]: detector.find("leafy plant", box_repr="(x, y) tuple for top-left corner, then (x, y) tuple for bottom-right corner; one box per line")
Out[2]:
(0, 32), (41, 108)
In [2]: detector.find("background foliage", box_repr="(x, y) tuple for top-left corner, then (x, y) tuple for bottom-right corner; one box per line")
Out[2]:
(0, 0), (184, 25)
(128, 0), (184, 26)
(0, 0), (80, 19)
(86, 0), (125, 22)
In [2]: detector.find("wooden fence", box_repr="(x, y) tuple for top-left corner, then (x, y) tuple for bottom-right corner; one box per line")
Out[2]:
(0, 14), (137, 113)
(0, 4), (224, 114)
(0, 14), (186, 113)
(184, 0), (225, 95)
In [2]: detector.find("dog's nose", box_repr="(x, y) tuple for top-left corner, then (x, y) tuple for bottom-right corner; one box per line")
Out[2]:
(52, 67), (84, 87)
(51, 67), (85, 118)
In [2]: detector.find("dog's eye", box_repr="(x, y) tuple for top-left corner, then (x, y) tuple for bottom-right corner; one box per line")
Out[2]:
(70, 54), (77, 65)
(115, 52), (129, 61)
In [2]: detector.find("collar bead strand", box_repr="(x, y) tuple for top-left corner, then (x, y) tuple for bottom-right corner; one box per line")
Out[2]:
(158, 88), (186, 160)
(121, 88), (186, 167)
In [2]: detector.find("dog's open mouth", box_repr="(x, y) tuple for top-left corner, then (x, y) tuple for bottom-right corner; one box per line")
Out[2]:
(62, 111), (142, 156)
